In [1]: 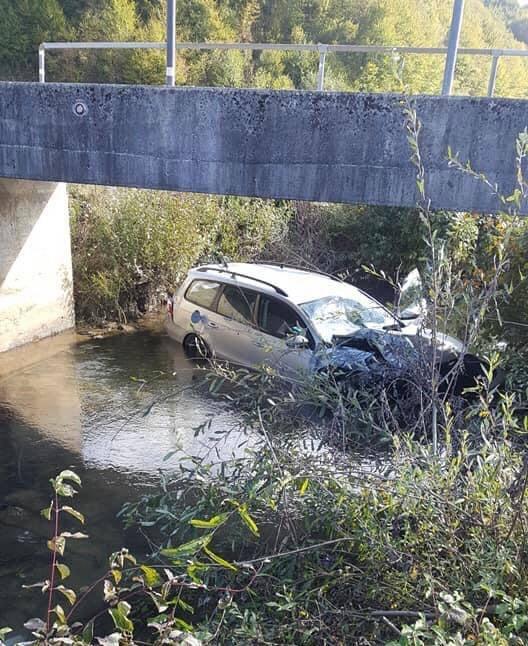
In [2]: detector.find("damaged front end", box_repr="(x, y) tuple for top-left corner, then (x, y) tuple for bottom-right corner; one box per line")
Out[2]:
(312, 327), (494, 400)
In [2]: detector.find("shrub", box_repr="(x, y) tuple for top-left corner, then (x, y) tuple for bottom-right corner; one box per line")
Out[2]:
(69, 186), (290, 323)
(117, 361), (528, 644)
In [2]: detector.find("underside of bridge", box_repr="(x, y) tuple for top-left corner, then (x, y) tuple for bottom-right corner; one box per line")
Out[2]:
(0, 82), (527, 351)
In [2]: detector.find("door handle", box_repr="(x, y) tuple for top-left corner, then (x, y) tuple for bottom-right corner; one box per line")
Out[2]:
(207, 321), (218, 329)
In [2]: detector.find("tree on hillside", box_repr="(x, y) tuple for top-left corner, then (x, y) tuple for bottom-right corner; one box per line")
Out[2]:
(216, 0), (528, 95)
(134, 0), (164, 23)
(57, 0), (166, 83)
(46, 0), (245, 85)
(484, 0), (520, 22)
(58, 0), (97, 22)
(1, 0), (527, 96)
(510, 7), (528, 44)
(0, 0), (69, 80)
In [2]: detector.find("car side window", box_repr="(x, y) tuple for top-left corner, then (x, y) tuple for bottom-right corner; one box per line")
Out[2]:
(185, 280), (221, 311)
(217, 285), (257, 326)
(258, 297), (306, 339)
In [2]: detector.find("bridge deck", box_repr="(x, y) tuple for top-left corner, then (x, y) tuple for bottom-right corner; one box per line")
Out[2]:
(0, 82), (526, 214)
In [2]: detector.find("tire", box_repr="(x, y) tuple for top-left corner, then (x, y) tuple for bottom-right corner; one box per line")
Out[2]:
(182, 334), (210, 360)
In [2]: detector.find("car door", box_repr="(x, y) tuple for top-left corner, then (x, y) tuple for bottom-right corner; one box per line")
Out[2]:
(178, 279), (222, 350)
(204, 283), (259, 368)
(253, 295), (313, 377)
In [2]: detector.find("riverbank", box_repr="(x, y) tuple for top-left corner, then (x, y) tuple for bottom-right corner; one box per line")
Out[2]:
(76, 310), (166, 340)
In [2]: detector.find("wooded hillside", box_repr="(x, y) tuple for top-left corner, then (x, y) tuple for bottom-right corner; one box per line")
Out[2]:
(2, 0), (528, 97)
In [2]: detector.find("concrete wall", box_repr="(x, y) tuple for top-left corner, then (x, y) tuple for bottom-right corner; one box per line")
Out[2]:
(1, 82), (528, 214)
(0, 179), (74, 353)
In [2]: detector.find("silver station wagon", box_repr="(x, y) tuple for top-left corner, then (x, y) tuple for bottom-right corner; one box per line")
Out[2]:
(165, 263), (487, 393)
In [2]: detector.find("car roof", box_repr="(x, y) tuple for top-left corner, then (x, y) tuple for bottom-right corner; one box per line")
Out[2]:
(189, 263), (374, 306)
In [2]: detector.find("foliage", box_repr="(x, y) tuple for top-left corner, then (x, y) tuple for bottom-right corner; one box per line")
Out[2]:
(7, 353), (528, 644)
(6, 0), (528, 334)
(69, 186), (290, 322)
(5, 8), (528, 642)
(0, 0), (69, 80)
(442, 130), (528, 351)
(115, 355), (528, 644)
(260, 201), (425, 299)
(324, 203), (424, 277)
(511, 8), (528, 46)
(1, 468), (257, 645)
(2, 0), (528, 98)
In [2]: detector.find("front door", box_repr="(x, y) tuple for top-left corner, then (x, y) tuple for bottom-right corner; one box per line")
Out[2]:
(253, 295), (313, 378)
(204, 284), (259, 368)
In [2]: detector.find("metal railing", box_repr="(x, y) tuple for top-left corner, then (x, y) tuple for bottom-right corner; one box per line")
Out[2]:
(39, 40), (528, 96)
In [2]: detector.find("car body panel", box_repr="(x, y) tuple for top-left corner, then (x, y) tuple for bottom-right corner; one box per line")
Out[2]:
(251, 328), (313, 377)
(166, 263), (480, 394)
(203, 306), (259, 369)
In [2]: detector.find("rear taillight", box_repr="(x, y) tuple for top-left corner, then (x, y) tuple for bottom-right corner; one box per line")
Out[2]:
(167, 297), (174, 319)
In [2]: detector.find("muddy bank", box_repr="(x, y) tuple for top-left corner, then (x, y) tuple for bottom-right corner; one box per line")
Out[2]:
(75, 310), (165, 340)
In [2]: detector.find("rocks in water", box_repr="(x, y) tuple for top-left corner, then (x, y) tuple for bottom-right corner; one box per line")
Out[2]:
(117, 323), (137, 333)
(4, 488), (49, 514)
(0, 505), (49, 539)
(0, 525), (46, 565)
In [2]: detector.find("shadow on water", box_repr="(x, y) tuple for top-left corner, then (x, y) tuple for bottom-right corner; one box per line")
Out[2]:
(0, 328), (243, 629)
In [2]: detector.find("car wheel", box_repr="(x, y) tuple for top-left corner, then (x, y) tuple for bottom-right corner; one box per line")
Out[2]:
(183, 334), (210, 360)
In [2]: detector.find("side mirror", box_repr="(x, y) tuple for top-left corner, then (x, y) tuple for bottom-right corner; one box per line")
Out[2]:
(286, 334), (310, 349)
(399, 305), (421, 321)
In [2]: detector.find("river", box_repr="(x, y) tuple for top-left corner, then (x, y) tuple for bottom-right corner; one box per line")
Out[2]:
(0, 326), (243, 632)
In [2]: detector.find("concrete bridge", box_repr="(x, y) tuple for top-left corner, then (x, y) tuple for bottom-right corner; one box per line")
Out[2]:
(1, 81), (528, 351)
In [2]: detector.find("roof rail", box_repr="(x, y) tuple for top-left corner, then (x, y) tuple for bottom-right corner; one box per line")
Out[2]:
(249, 262), (386, 306)
(196, 265), (288, 297)
(251, 261), (342, 284)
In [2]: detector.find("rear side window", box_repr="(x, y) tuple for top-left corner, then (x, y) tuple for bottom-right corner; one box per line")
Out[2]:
(185, 280), (221, 310)
(258, 296), (306, 339)
(217, 285), (257, 325)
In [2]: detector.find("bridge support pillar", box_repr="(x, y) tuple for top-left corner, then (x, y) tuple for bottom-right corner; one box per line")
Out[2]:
(0, 179), (74, 353)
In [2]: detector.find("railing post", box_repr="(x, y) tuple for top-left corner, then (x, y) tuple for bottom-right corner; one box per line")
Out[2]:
(487, 55), (499, 97)
(39, 45), (46, 83)
(316, 44), (328, 91)
(166, 0), (176, 86)
(442, 0), (465, 95)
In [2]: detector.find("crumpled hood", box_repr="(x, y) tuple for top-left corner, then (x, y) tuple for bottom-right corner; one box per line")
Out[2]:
(311, 326), (463, 378)
(334, 328), (418, 369)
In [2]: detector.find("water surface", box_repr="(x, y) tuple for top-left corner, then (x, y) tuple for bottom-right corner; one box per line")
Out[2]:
(0, 329), (241, 630)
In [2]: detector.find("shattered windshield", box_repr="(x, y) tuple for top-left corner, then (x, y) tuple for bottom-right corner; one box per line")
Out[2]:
(301, 294), (397, 343)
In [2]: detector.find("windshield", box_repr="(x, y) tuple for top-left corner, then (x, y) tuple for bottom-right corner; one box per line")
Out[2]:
(301, 293), (397, 343)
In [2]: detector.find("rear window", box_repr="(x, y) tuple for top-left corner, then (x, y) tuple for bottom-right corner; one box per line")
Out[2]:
(217, 285), (258, 326)
(185, 280), (221, 310)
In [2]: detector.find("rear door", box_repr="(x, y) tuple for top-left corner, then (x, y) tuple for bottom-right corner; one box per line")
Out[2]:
(253, 295), (313, 377)
(205, 284), (259, 368)
(178, 279), (222, 348)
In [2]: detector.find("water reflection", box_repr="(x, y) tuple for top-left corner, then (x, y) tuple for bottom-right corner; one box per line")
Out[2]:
(0, 329), (243, 628)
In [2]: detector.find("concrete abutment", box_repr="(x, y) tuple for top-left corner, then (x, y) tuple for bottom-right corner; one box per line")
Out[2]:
(0, 179), (74, 353)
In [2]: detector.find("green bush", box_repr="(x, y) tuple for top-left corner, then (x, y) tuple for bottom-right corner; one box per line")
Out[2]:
(118, 362), (528, 644)
(324, 203), (425, 276)
(70, 186), (290, 323)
